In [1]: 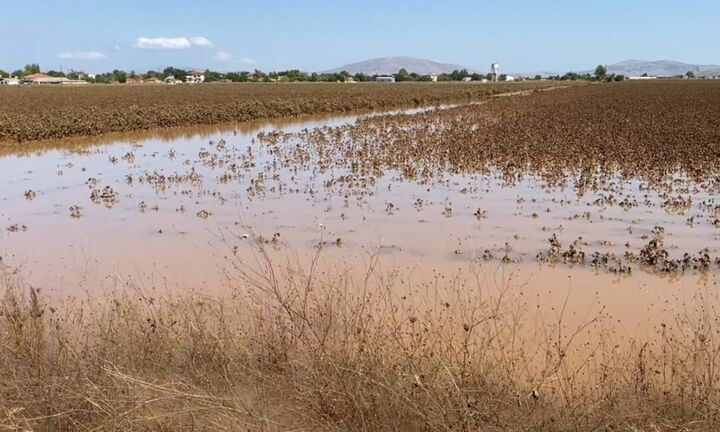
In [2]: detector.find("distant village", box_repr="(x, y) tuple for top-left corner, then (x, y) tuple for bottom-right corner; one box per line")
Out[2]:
(1, 63), (717, 86)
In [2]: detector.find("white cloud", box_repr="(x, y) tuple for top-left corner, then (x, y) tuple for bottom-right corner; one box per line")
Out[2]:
(134, 36), (213, 50)
(58, 51), (107, 60)
(189, 36), (213, 47)
(213, 51), (232, 62)
(239, 58), (258, 65)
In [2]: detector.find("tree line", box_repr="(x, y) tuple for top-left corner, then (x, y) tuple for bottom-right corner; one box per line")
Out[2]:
(9, 63), (711, 84)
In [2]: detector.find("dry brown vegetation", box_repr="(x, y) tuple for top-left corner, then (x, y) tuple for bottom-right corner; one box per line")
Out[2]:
(1, 246), (719, 431)
(265, 81), (720, 187)
(0, 82), (558, 144)
(254, 81), (720, 275)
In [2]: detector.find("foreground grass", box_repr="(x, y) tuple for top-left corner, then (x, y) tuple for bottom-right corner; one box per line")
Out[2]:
(0, 82), (560, 144)
(1, 248), (719, 431)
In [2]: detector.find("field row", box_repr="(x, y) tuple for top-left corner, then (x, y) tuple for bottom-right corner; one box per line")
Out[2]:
(0, 82), (558, 144)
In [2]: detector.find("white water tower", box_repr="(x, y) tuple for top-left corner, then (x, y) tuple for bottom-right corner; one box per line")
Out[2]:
(491, 63), (500, 82)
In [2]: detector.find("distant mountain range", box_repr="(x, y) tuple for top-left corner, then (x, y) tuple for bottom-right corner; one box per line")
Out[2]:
(324, 57), (720, 78)
(605, 60), (720, 77)
(324, 56), (473, 75)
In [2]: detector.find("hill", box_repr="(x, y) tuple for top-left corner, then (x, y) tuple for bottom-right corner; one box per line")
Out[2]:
(607, 60), (720, 77)
(324, 56), (473, 75)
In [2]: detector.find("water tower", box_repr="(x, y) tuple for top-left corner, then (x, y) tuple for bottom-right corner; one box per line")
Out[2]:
(491, 63), (500, 82)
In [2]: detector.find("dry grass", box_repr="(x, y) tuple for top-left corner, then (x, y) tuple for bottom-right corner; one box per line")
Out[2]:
(1, 244), (719, 431)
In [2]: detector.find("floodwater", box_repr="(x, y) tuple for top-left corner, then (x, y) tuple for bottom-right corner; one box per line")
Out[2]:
(0, 105), (718, 335)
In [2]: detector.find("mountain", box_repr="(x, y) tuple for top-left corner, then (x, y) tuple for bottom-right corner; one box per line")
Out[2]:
(607, 60), (720, 77)
(324, 56), (473, 75)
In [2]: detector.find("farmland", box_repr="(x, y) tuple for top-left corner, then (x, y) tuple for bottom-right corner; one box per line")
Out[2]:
(0, 82), (558, 144)
(1, 81), (720, 431)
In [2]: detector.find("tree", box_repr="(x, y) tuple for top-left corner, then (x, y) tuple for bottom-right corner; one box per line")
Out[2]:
(24, 64), (41, 75)
(686, 70), (696, 79)
(11, 69), (23, 78)
(534, 74), (543, 80)
(594, 64), (607, 81)
(112, 70), (127, 83)
(204, 69), (224, 82)
(449, 69), (470, 81)
(353, 72), (371, 82)
(225, 71), (249, 82)
(162, 67), (187, 82)
(395, 68), (411, 82)
(0, 69), (7, 78)
(614, 74), (625, 82)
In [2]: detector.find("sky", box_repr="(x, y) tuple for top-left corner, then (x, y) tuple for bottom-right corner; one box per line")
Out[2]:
(1, 0), (718, 74)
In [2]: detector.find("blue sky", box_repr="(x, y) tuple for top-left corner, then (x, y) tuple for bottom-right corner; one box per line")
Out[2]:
(1, 0), (718, 73)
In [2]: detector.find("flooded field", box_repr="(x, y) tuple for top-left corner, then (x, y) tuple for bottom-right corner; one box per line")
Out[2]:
(1, 83), (718, 334)
(3, 81), (720, 431)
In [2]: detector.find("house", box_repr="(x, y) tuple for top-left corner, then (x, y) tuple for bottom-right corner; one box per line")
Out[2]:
(22, 73), (53, 84)
(22, 73), (87, 85)
(146, 77), (162, 84)
(376, 76), (395, 83)
(164, 75), (178, 85)
(461, 77), (472, 82)
(429, 74), (438, 82)
(504, 75), (515, 82)
(627, 76), (657, 80)
(185, 70), (205, 84)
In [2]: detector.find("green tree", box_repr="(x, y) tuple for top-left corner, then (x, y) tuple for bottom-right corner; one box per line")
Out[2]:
(11, 69), (23, 78)
(24, 63), (41, 75)
(534, 74), (543, 80)
(226, 71), (249, 82)
(686, 70), (696, 79)
(112, 70), (127, 83)
(162, 67), (187, 82)
(594, 64), (607, 80)
(204, 69), (224, 82)
(0, 69), (7, 78)
(353, 72), (371, 82)
(449, 69), (470, 81)
(395, 68), (411, 82)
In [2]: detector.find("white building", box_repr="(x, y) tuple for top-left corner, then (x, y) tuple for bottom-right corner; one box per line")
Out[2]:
(429, 74), (438, 82)
(505, 75), (515, 82)
(461, 76), (472, 82)
(185, 70), (205, 83)
(376, 76), (395, 83)
(0, 77), (20, 85)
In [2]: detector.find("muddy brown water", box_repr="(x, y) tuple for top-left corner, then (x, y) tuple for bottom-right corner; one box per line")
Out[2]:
(0, 104), (717, 337)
